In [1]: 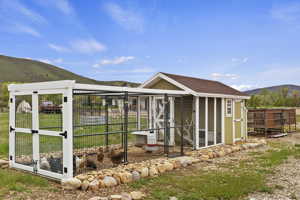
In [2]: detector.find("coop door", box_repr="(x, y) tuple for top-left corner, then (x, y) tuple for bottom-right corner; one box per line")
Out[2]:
(11, 94), (35, 172)
(10, 91), (66, 180)
(37, 93), (64, 179)
(152, 97), (174, 145)
(234, 100), (242, 140)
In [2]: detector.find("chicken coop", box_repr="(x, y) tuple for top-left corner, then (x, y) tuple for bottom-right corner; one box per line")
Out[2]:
(247, 108), (296, 137)
(8, 80), (192, 180)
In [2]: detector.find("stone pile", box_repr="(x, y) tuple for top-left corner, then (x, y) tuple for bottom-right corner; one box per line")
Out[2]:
(0, 159), (9, 169)
(87, 191), (145, 200)
(61, 139), (266, 192)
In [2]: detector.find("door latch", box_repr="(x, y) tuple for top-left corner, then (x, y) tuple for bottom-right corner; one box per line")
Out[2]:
(9, 126), (15, 132)
(59, 131), (67, 139)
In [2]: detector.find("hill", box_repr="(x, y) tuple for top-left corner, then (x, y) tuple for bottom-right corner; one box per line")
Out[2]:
(245, 84), (300, 95)
(0, 55), (138, 87)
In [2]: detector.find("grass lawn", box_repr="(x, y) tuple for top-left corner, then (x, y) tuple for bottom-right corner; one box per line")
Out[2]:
(129, 142), (300, 200)
(0, 112), (8, 157)
(0, 113), (51, 199)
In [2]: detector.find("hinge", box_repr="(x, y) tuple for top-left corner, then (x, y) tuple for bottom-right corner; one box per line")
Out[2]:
(9, 155), (12, 161)
(10, 98), (13, 103)
(59, 131), (67, 139)
(33, 91), (38, 94)
(64, 167), (68, 174)
(64, 97), (68, 103)
(31, 130), (38, 134)
(10, 126), (15, 132)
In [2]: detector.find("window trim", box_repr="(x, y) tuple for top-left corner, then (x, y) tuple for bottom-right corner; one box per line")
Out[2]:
(226, 99), (233, 117)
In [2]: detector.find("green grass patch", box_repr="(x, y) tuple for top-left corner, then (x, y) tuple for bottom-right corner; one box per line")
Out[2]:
(0, 169), (49, 198)
(129, 143), (300, 200)
(0, 112), (9, 157)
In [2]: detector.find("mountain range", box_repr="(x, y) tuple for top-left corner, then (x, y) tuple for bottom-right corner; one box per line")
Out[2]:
(244, 84), (300, 95)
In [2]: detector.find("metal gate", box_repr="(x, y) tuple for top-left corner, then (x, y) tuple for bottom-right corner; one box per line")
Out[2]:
(9, 90), (70, 180)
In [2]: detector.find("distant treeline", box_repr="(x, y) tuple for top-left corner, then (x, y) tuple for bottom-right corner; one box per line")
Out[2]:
(246, 87), (300, 108)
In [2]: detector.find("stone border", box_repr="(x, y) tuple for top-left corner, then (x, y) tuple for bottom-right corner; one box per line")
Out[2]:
(62, 139), (267, 192)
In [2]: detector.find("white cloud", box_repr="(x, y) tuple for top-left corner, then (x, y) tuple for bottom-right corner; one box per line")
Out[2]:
(93, 56), (135, 67)
(37, 58), (63, 65)
(0, 0), (46, 24)
(271, 2), (300, 23)
(104, 2), (144, 32)
(70, 39), (106, 54)
(231, 57), (248, 64)
(54, 0), (74, 15)
(231, 84), (254, 91)
(48, 43), (70, 53)
(38, 58), (52, 64)
(95, 67), (155, 74)
(211, 73), (239, 80)
(14, 24), (41, 37)
(36, 0), (75, 15)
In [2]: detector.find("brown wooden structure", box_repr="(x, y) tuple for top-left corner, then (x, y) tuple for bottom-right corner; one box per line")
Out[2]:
(247, 108), (296, 137)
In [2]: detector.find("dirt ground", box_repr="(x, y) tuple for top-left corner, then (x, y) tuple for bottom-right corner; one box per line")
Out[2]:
(5, 133), (300, 200)
(247, 132), (300, 200)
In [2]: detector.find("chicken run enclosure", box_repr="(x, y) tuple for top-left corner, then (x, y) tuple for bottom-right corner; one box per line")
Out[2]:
(8, 80), (192, 180)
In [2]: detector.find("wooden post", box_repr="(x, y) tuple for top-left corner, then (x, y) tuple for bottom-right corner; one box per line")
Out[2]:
(205, 97), (208, 147)
(214, 97), (217, 145)
(195, 96), (200, 149)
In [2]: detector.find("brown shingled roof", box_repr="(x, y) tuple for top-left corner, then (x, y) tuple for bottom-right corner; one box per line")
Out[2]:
(161, 72), (249, 96)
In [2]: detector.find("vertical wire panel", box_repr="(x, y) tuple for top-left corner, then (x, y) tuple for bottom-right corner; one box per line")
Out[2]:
(39, 135), (63, 174)
(15, 95), (33, 166)
(207, 97), (215, 146)
(15, 132), (33, 166)
(38, 93), (64, 174)
(140, 97), (149, 130)
(172, 96), (194, 157)
(39, 94), (63, 132)
(15, 95), (32, 129)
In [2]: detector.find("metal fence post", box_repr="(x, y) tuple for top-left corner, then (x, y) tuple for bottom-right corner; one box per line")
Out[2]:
(105, 96), (109, 151)
(123, 92), (129, 163)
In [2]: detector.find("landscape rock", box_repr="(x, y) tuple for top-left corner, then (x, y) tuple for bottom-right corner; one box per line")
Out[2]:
(120, 172), (133, 183)
(76, 174), (88, 181)
(149, 166), (159, 177)
(169, 197), (178, 200)
(139, 167), (149, 178)
(131, 171), (141, 181)
(130, 191), (145, 200)
(61, 178), (82, 190)
(110, 194), (122, 200)
(89, 197), (108, 200)
(103, 176), (118, 187)
(81, 180), (89, 191)
(171, 160), (181, 169)
(164, 162), (174, 171)
(0, 159), (9, 168)
(121, 192), (132, 200)
(89, 179), (100, 192)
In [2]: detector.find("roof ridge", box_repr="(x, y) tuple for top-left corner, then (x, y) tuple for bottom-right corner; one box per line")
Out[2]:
(160, 72), (221, 84)
(159, 72), (248, 96)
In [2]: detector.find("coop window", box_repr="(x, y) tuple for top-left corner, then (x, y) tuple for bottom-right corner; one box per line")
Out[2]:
(226, 99), (232, 117)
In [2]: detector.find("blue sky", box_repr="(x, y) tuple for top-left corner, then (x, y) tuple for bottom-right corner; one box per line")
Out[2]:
(0, 0), (300, 91)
